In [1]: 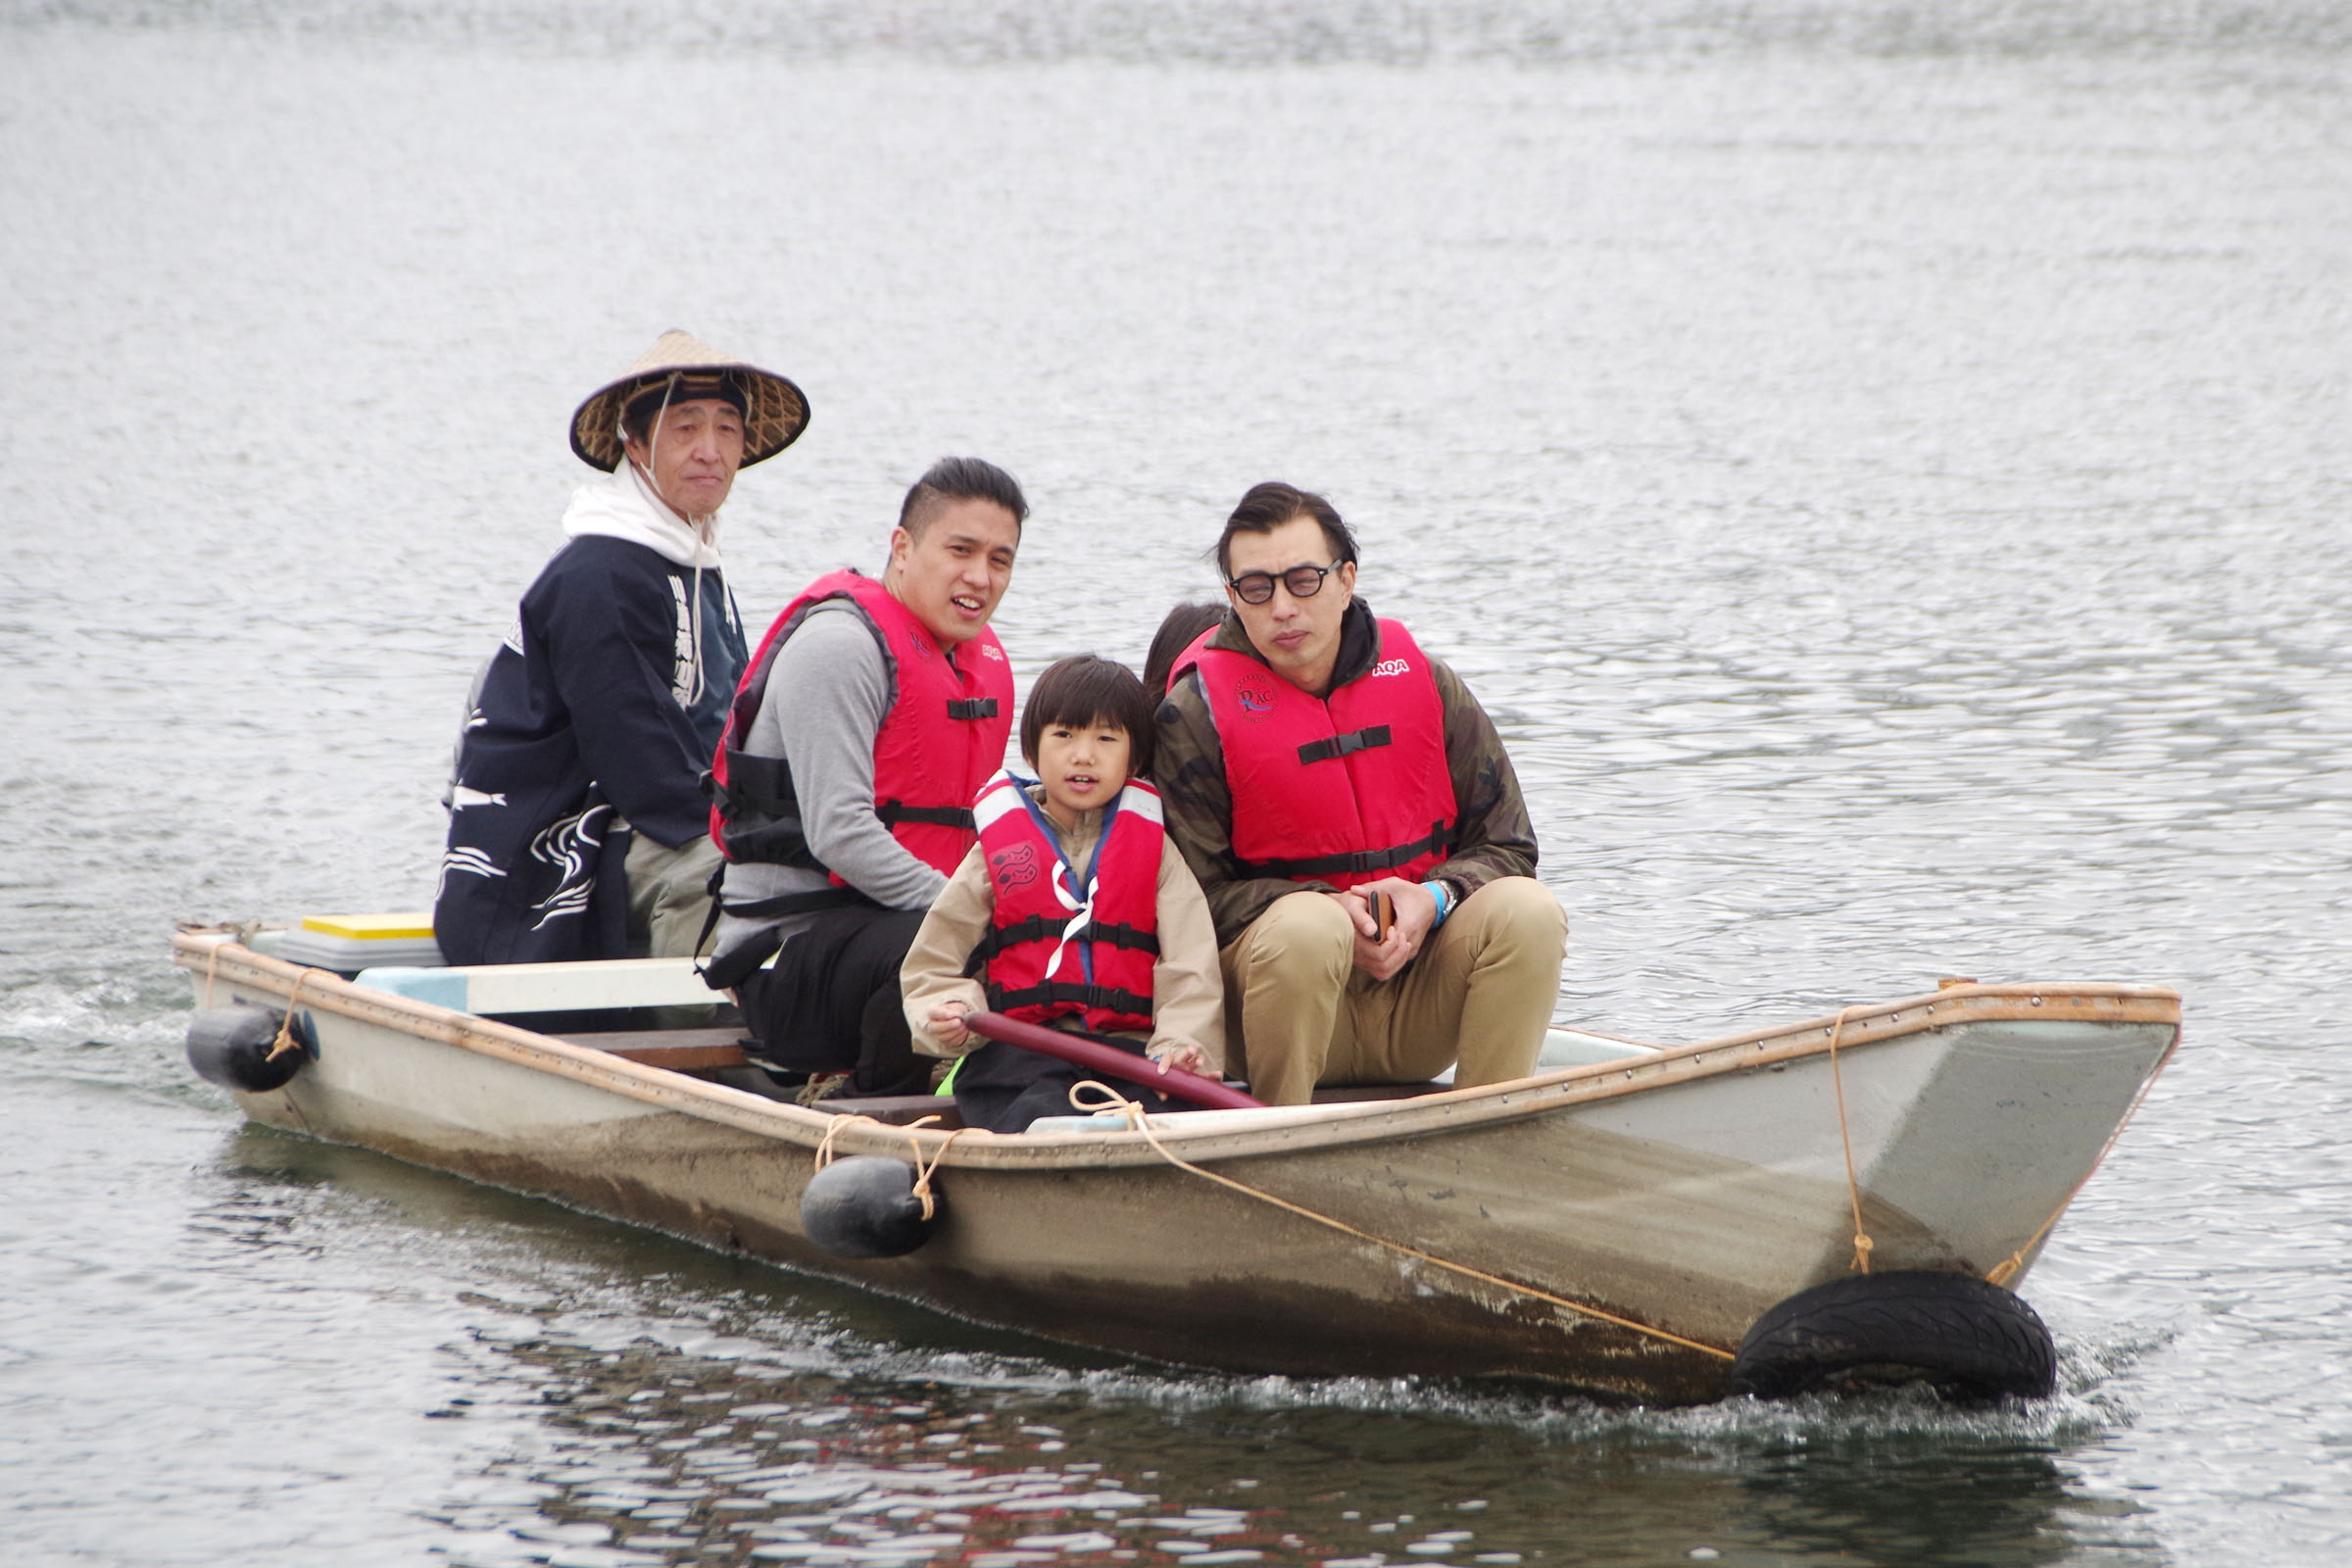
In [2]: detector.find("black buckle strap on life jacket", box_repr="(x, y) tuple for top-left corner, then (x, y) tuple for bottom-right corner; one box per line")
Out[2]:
(963, 916), (1163, 976)
(1296, 725), (1393, 766)
(946, 698), (1000, 721)
(1085, 920), (1161, 956)
(964, 913), (1056, 973)
(715, 748), (796, 814)
(985, 980), (1157, 1021)
(876, 799), (977, 831)
(711, 749), (830, 870)
(691, 861), (735, 982)
(1246, 819), (1455, 880)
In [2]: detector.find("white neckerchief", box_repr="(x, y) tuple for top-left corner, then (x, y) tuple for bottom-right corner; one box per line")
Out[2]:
(1022, 781), (1118, 982)
(561, 458), (724, 568)
(561, 460), (725, 705)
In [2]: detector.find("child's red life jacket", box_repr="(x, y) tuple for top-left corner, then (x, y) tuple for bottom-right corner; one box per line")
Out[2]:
(708, 569), (1012, 880)
(1187, 618), (1455, 891)
(969, 772), (1162, 1033)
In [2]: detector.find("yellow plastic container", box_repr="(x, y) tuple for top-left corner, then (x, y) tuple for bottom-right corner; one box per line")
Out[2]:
(268, 912), (445, 972)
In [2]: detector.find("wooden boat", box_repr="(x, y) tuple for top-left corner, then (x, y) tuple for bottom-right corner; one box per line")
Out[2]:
(170, 925), (2178, 1404)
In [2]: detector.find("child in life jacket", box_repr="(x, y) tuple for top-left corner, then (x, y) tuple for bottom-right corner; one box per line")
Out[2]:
(900, 654), (1226, 1134)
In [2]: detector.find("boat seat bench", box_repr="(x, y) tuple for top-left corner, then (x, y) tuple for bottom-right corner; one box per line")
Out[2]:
(552, 1026), (755, 1071)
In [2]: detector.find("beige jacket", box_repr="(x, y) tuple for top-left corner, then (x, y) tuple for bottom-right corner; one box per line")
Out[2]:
(900, 788), (1227, 1071)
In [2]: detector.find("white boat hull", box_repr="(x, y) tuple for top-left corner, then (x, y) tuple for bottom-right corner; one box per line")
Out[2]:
(173, 932), (2176, 1402)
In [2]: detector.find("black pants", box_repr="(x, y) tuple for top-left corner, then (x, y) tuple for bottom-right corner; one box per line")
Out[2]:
(739, 907), (930, 1096)
(952, 1036), (1178, 1134)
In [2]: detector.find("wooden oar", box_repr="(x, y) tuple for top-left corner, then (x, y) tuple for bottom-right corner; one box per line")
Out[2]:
(964, 1011), (1266, 1110)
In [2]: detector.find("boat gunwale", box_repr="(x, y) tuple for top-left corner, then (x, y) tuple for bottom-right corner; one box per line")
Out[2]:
(171, 929), (2180, 1170)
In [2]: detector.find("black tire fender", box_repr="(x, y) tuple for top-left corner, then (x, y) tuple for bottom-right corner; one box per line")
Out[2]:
(185, 1005), (316, 1094)
(800, 1156), (939, 1258)
(1730, 1270), (2058, 1400)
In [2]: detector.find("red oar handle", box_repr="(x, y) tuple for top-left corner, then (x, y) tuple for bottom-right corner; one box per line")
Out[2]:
(963, 1011), (1265, 1110)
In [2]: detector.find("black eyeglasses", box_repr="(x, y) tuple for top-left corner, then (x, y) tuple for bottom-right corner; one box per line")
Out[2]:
(1227, 564), (1339, 605)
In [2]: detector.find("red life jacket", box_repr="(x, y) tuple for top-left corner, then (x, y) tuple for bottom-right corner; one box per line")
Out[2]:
(969, 771), (1162, 1033)
(1190, 619), (1455, 890)
(708, 569), (1013, 880)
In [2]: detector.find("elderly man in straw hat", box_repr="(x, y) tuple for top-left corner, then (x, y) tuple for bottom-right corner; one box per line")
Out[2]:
(434, 330), (808, 967)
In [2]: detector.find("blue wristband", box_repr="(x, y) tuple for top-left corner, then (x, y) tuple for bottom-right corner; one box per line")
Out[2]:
(1423, 881), (1453, 928)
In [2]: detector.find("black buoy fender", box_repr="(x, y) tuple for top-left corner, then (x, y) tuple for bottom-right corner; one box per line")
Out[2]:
(1730, 1269), (2059, 1400)
(800, 1155), (940, 1258)
(185, 1005), (315, 1094)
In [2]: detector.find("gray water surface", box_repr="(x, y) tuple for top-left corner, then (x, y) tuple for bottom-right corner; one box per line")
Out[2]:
(3, 5), (2348, 1564)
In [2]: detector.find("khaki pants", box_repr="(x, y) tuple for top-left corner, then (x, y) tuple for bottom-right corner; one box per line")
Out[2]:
(624, 830), (725, 959)
(1219, 877), (1568, 1106)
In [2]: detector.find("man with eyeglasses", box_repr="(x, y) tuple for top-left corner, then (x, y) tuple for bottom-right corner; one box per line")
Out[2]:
(1152, 481), (1568, 1105)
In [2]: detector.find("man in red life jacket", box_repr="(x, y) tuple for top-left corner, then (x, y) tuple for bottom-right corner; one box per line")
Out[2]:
(703, 458), (1025, 1096)
(1153, 481), (1568, 1105)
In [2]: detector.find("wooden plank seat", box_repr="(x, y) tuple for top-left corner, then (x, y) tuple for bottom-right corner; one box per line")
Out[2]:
(554, 1026), (754, 1072)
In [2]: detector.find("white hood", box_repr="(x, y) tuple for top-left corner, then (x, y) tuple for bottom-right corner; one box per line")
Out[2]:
(561, 459), (724, 569)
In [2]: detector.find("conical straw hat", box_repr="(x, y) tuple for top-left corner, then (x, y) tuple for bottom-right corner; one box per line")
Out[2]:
(569, 329), (810, 471)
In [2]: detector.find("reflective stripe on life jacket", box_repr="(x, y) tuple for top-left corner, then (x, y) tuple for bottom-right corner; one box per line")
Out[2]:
(708, 568), (1013, 878)
(1192, 618), (1456, 890)
(969, 772), (1162, 1033)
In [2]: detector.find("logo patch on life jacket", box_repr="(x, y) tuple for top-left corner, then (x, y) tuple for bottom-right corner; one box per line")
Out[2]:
(1238, 683), (1276, 718)
(1370, 658), (1412, 678)
(990, 842), (1040, 889)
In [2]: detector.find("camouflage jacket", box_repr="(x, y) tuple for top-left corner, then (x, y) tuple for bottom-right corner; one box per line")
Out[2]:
(1152, 600), (1541, 948)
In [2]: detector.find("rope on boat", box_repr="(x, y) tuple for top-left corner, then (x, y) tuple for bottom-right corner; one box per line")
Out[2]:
(1825, 998), (2181, 1289)
(1062, 1080), (1738, 1363)
(814, 1112), (988, 1222)
(268, 969), (319, 1060)
(1823, 1005), (1877, 1275)
(183, 920), (265, 1009)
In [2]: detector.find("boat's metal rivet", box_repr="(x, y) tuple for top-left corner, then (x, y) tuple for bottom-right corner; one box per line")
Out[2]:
(2031, 996), (2043, 1005)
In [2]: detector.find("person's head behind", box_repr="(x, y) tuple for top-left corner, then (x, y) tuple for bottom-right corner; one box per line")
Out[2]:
(886, 457), (1028, 646)
(1214, 481), (1360, 693)
(1020, 656), (1156, 822)
(1143, 601), (1227, 694)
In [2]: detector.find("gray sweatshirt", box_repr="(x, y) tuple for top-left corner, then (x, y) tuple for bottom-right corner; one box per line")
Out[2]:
(711, 599), (979, 962)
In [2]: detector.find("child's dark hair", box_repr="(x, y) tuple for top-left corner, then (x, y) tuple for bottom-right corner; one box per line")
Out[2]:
(1020, 655), (1157, 779)
(1143, 600), (1226, 694)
